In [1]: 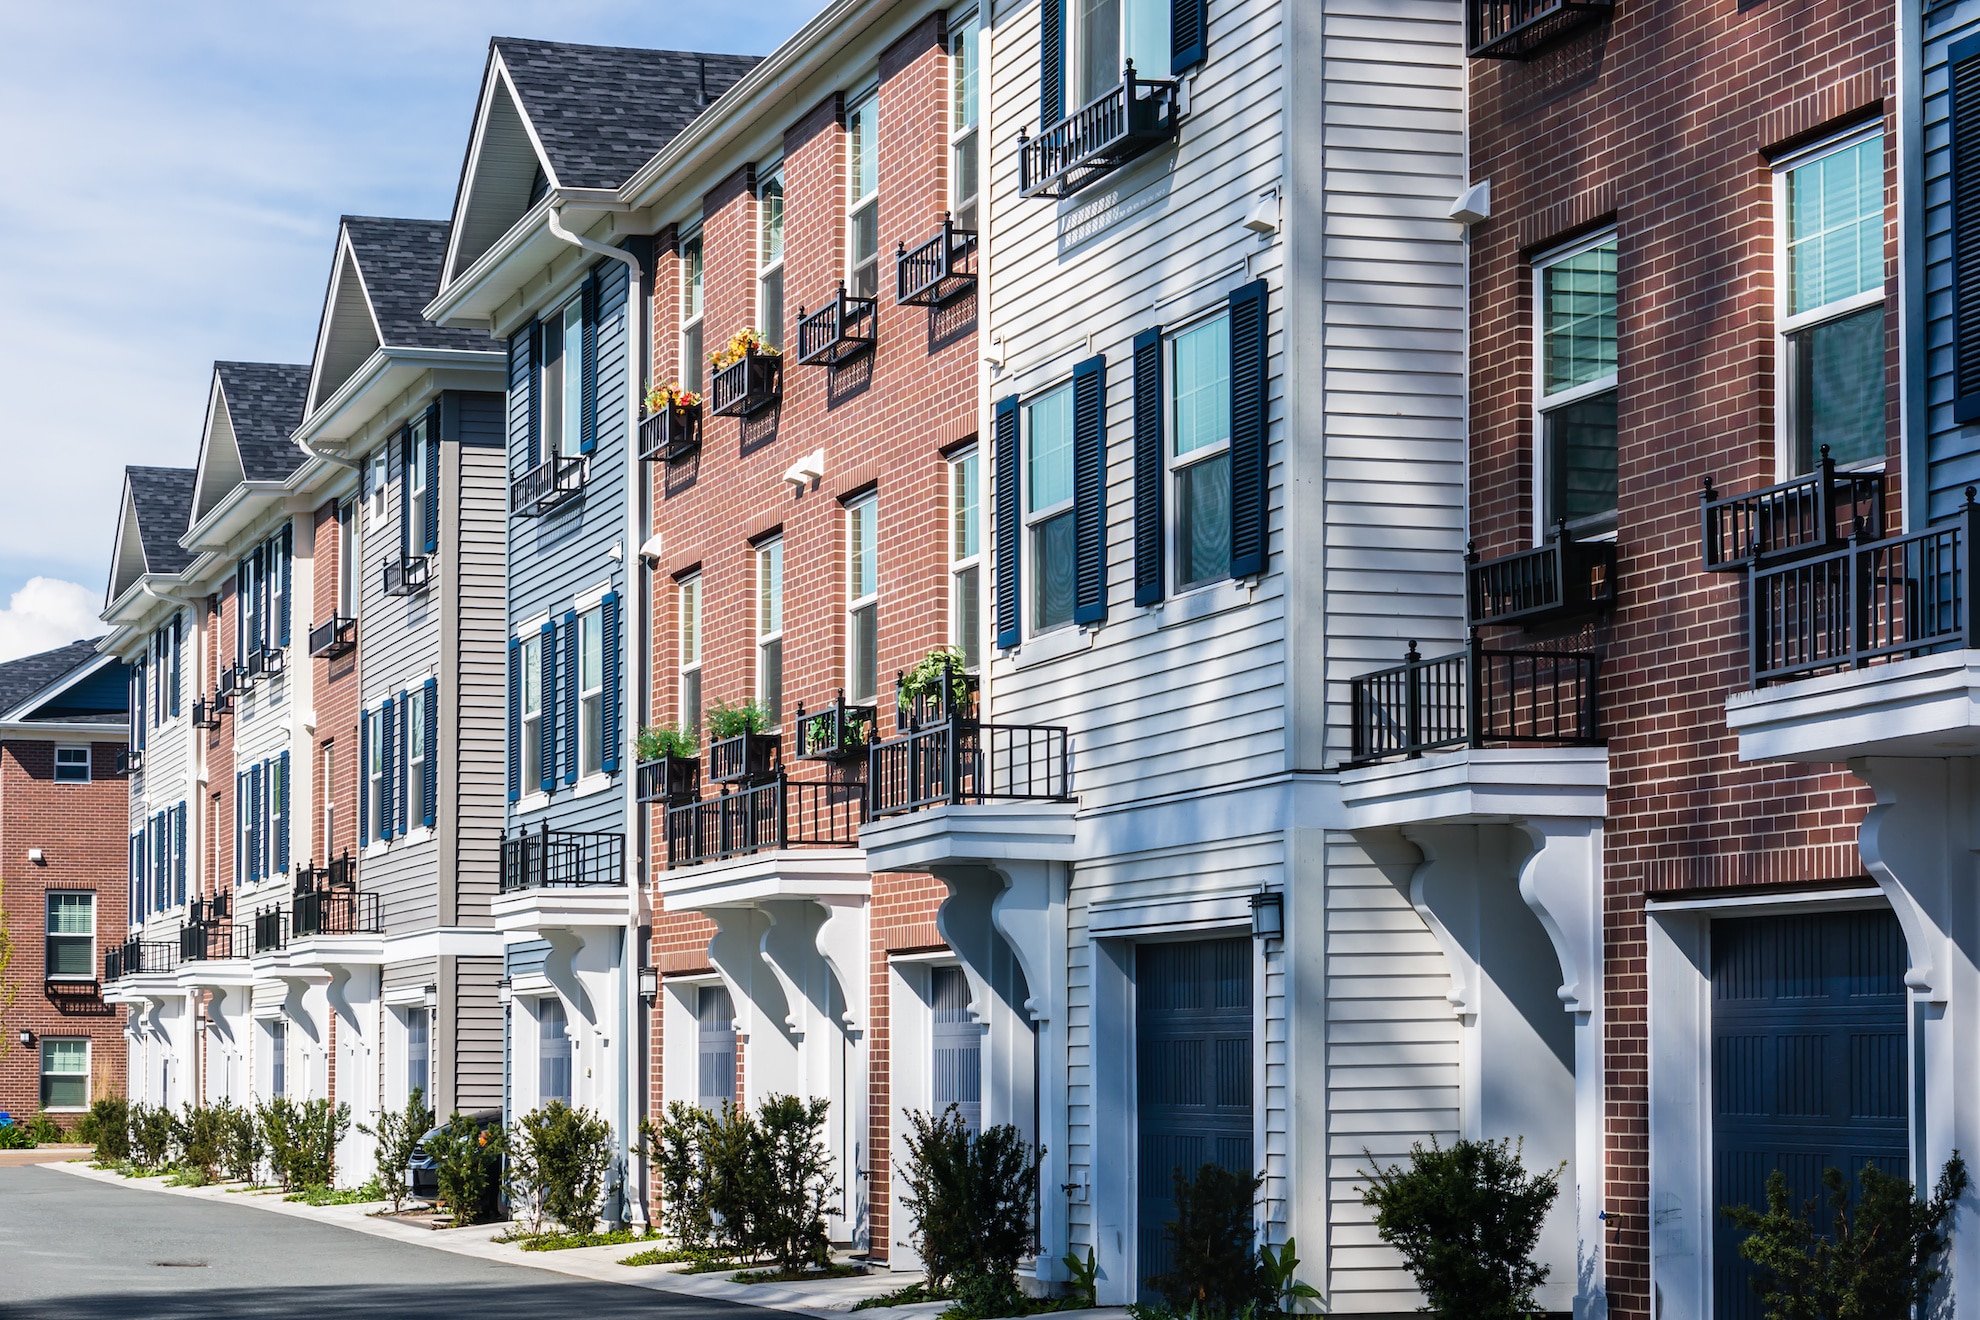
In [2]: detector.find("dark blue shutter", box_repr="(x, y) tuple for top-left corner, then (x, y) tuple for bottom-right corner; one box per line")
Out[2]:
(1133, 326), (1166, 605)
(563, 610), (580, 785)
(276, 752), (290, 873)
(396, 691), (411, 836)
(579, 271), (600, 455)
(399, 427), (414, 562)
(539, 622), (557, 793)
(381, 696), (397, 841)
(510, 325), (538, 469)
(528, 321), (543, 467)
(1072, 354), (1108, 626)
(359, 711), (370, 842)
(174, 803), (187, 906)
(129, 663), (143, 748)
(424, 405), (441, 554)
(993, 395), (1022, 650)
(249, 769), (264, 883)
(1171, 0), (1207, 73)
(1954, 36), (1980, 422)
(422, 678), (438, 829)
(129, 834), (141, 925)
(279, 525), (292, 646)
(600, 593), (621, 774)
(236, 561), (249, 662)
(507, 642), (522, 802)
(1227, 279), (1268, 580)
(170, 616), (182, 716)
(1039, 0), (1064, 129)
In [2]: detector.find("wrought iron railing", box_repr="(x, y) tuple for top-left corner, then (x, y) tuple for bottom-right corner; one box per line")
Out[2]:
(308, 615), (357, 658)
(180, 921), (244, 962)
(868, 719), (1072, 816)
(1467, 0), (1612, 59)
(293, 889), (381, 938)
(708, 731), (780, 786)
(500, 826), (626, 892)
(795, 285), (878, 367)
(636, 756), (701, 805)
(794, 691), (877, 764)
(383, 556), (429, 597)
(638, 405), (703, 463)
(897, 216), (978, 306)
(709, 349), (783, 418)
(1700, 447), (1886, 571)
(107, 938), (177, 980)
(1348, 639), (1602, 764)
(1019, 62), (1180, 200)
(253, 907), (288, 955)
(1467, 525), (1617, 628)
(510, 454), (588, 518)
(665, 773), (864, 868)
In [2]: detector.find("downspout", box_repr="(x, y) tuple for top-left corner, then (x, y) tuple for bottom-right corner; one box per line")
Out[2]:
(547, 202), (645, 1224)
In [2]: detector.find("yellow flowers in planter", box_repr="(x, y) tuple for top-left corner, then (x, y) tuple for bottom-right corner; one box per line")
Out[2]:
(644, 382), (702, 415)
(711, 327), (779, 369)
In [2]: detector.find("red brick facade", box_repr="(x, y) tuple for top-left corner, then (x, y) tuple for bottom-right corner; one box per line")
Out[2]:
(312, 498), (360, 867)
(1465, 7), (1894, 1315)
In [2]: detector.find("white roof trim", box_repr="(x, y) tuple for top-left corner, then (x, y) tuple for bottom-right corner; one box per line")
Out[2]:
(443, 53), (559, 288)
(306, 228), (386, 417)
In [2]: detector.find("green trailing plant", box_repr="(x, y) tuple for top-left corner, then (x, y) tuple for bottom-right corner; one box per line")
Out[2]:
(1150, 1163), (1269, 1320)
(897, 1106), (1039, 1303)
(1261, 1237), (1322, 1315)
(1721, 1153), (1969, 1320)
(706, 698), (771, 741)
(172, 1103), (226, 1183)
(26, 1113), (64, 1144)
(643, 1101), (714, 1250)
(0, 1120), (33, 1150)
(637, 723), (697, 762)
(805, 707), (871, 754)
(429, 1112), (504, 1225)
(509, 1101), (615, 1236)
(86, 1097), (129, 1162)
(129, 1102), (173, 1170)
(1361, 1137), (1560, 1320)
(358, 1086), (433, 1213)
(753, 1093), (838, 1272)
(899, 647), (972, 711)
(220, 1099), (262, 1184)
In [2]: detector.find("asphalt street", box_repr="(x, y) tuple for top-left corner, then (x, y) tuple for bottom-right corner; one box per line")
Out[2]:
(0, 1164), (777, 1319)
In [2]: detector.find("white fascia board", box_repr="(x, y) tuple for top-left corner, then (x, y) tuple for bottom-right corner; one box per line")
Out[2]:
(181, 481), (292, 552)
(1336, 746), (1609, 831)
(441, 55), (561, 290)
(304, 229), (386, 413)
(100, 576), (158, 631)
(0, 720), (128, 740)
(426, 200), (567, 328)
(295, 345), (507, 453)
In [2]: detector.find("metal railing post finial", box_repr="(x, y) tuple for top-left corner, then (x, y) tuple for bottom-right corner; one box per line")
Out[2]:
(1403, 641), (1423, 759)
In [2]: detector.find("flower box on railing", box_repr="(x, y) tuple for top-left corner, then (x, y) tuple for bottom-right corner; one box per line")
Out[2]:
(1467, 0), (1611, 60)
(897, 216), (978, 307)
(510, 453), (588, 518)
(1466, 526), (1617, 629)
(708, 731), (780, 786)
(795, 285), (878, 368)
(1346, 639), (1602, 765)
(636, 755), (701, 805)
(1699, 445), (1886, 571)
(308, 615), (357, 659)
(795, 692), (877, 764)
(383, 555), (430, 597)
(191, 697), (221, 729)
(895, 664), (980, 733)
(709, 349), (782, 418)
(868, 719), (1072, 816)
(639, 404), (704, 463)
(1018, 62), (1179, 200)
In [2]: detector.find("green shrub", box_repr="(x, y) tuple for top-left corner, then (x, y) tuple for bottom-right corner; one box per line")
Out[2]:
(85, 1098), (129, 1161)
(706, 698), (771, 740)
(26, 1113), (64, 1144)
(255, 1097), (349, 1191)
(220, 1100), (262, 1184)
(701, 1101), (764, 1257)
(643, 1101), (713, 1250)
(899, 648), (972, 709)
(129, 1102), (173, 1169)
(637, 724), (697, 761)
(508, 1101), (615, 1235)
(429, 1112), (504, 1225)
(1722, 1153), (1968, 1320)
(753, 1094), (838, 1272)
(0, 1121), (33, 1150)
(358, 1086), (433, 1213)
(172, 1104), (226, 1183)
(1149, 1163), (1268, 1320)
(1361, 1137), (1560, 1320)
(897, 1106), (1038, 1303)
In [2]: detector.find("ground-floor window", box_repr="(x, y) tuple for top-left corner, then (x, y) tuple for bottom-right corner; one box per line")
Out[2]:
(269, 1019), (288, 1097)
(697, 986), (735, 1112)
(539, 998), (571, 1106)
(40, 1038), (88, 1110)
(407, 1007), (430, 1101)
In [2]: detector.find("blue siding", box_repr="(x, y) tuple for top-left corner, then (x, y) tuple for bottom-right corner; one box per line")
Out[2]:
(1923, 6), (1980, 520)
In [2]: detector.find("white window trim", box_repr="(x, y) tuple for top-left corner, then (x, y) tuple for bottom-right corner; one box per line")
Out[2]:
(679, 575), (703, 729)
(321, 743), (336, 862)
(846, 497), (880, 699)
(680, 226), (705, 387)
(39, 1036), (90, 1112)
(337, 500), (356, 619)
(1022, 385), (1077, 639)
(757, 539), (784, 717)
(54, 745), (91, 785)
(951, 9), (980, 222)
(577, 605), (605, 778)
(758, 164), (785, 336)
(846, 90), (881, 294)
(1771, 122), (1888, 479)
(948, 450), (980, 664)
(407, 420), (430, 552)
(44, 891), (96, 984)
(366, 708), (386, 848)
(1530, 227), (1620, 545)
(559, 297), (585, 460)
(1164, 310), (1234, 598)
(518, 632), (544, 804)
(407, 688), (427, 828)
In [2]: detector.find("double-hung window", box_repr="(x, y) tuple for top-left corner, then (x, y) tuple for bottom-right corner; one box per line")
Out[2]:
(406, 687), (428, 825)
(847, 496), (879, 701)
(1535, 233), (1619, 536)
(55, 747), (90, 784)
(681, 231), (705, 394)
(679, 576), (703, 733)
(759, 169), (786, 350)
(579, 606), (604, 778)
(45, 892), (94, 981)
(267, 534), (286, 649)
(406, 418), (431, 553)
(542, 297), (585, 459)
(40, 1039), (88, 1110)
(950, 450), (981, 668)
(406, 1007), (430, 1101)
(539, 998), (571, 1105)
(1073, 0), (1168, 107)
(1170, 314), (1232, 588)
(367, 710), (386, 841)
(369, 451), (389, 522)
(321, 744), (336, 857)
(1025, 389), (1077, 632)
(337, 500), (356, 618)
(267, 757), (286, 875)
(847, 92), (881, 299)
(952, 11), (980, 231)
(1779, 130), (1886, 472)
(757, 539), (784, 723)
(520, 633), (543, 792)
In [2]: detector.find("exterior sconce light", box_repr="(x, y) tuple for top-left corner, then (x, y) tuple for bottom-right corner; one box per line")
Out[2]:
(18, 1028), (35, 1050)
(638, 968), (659, 1004)
(422, 983), (438, 1012)
(1249, 891), (1284, 941)
(497, 977), (512, 1006)
(27, 848), (44, 864)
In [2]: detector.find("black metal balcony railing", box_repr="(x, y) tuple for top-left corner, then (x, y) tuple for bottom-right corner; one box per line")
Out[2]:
(1467, 0), (1612, 59)
(292, 889), (382, 938)
(709, 349), (782, 418)
(638, 405), (703, 464)
(253, 907), (288, 955)
(1467, 524), (1618, 628)
(308, 615), (357, 659)
(383, 556), (430, 597)
(795, 286), (878, 368)
(191, 697), (222, 730)
(896, 216), (978, 307)
(1700, 447), (1887, 572)
(217, 664), (244, 698)
(1348, 639), (1602, 764)
(869, 720), (1072, 816)
(511, 453), (588, 518)
(794, 691), (878, 764)
(665, 773), (864, 868)
(116, 747), (143, 776)
(1019, 62), (1180, 200)
(708, 731), (780, 786)
(106, 938), (177, 980)
(180, 921), (244, 963)
(500, 826), (626, 893)
(293, 852), (356, 894)
(636, 755), (702, 806)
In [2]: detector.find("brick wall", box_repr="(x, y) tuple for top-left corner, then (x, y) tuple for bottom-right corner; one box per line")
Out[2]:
(1465, 6), (1894, 1316)
(311, 498), (360, 865)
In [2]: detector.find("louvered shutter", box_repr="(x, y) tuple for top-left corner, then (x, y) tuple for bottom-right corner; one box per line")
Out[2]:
(1227, 279), (1269, 579)
(396, 691), (411, 836)
(507, 642), (522, 802)
(422, 678), (438, 829)
(399, 427), (414, 562)
(130, 834), (141, 924)
(359, 711), (370, 842)
(539, 621), (557, 793)
(381, 696), (397, 841)
(276, 751), (290, 873)
(528, 321), (543, 467)
(510, 325), (538, 469)
(279, 525), (292, 646)
(1956, 36), (1980, 421)
(250, 768), (265, 883)
(563, 610), (580, 785)
(424, 404), (441, 554)
(1072, 354), (1108, 625)
(1039, 0), (1064, 129)
(600, 592), (621, 774)
(1171, 0), (1207, 73)
(174, 803), (187, 906)
(579, 270), (600, 455)
(994, 395), (1022, 649)
(1133, 326), (1167, 605)
(236, 560), (250, 662)
(170, 616), (182, 717)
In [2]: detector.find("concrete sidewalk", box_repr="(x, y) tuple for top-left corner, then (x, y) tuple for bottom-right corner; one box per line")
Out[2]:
(47, 1160), (1128, 1320)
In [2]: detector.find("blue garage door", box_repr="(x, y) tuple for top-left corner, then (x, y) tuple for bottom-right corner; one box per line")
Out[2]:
(1136, 937), (1253, 1300)
(1711, 911), (1908, 1320)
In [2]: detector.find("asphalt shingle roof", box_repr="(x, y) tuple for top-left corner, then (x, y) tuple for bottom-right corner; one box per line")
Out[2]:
(127, 466), (196, 576)
(214, 361), (310, 481)
(492, 39), (761, 190)
(0, 640), (105, 720)
(341, 217), (494, 351)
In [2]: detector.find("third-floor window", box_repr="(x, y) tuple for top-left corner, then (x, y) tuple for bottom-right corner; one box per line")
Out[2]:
(541, 295), (586, 460)
(1535, 233), (1618, 537)
(759, 168), (786, 350)
(952, 10), (980, 231)
(848, 90), (880, 298)
(950, 449), (980, 668)
(847, 495), (879, 701)
(679, 575), (703, 734)
(681, 230), (705, 394)
(336, 499), (355, 617)
(757, 538), (784, 725)
(1074, 0), (1168, 108)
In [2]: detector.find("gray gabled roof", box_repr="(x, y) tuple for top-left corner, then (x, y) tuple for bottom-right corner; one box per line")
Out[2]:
(127, 466), (196, 576)
(214, 361), (310, 481)
(0, 640), (110, 722)
(341, 217), (492, 351)
(492, 38), (760, 190)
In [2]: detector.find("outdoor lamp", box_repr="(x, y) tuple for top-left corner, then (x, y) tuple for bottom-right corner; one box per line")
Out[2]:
(1249, 891), (1284, 941)
(638, 968), (659, 1003)
(497, 976), (512, 1006)
(422, 983), (438, 1012)
(18, 1028), (35, 1050)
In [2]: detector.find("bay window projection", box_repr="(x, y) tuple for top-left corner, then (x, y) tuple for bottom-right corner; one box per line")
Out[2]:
(952, 11), (980, 232)
(580, 607), (604, 778)
(539, 998), (572, 1105)
(1535, 233), (1619, 535)
(758, 540), (784, 724)
(847, 495), (879, 702)
(759, 169), (786, 350)
(681, 231), (705, 394)
(950, 450), (981, 668)
(1171, 314), (1232, 588)
(1780, 131), (1887, 471)
(45, 892), (95, 981)
(679, 576), (703, 734)
(847, 92), (881, 298)
(40, 1039), (88, 1110)
(1025, 388), (1077, 633)
(1074, 0), (1168, 107)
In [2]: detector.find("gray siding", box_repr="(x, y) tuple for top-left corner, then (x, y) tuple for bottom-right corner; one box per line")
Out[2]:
(454, 955), (506, 1111)
(455, 435), (510, 922)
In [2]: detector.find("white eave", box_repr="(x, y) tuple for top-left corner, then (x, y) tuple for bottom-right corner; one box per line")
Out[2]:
(295, 343), (507, 453)
(0, 720), (126, 740)
(424, 194), (565, 329)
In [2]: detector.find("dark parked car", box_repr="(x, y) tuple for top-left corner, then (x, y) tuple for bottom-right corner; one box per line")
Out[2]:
(406, 1109), (503, 1202)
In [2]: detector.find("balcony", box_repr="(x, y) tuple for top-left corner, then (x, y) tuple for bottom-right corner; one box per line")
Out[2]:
(1467, 527), (1617, 629)
(292, 888), (381, 938)
(1018, 62), (1179, 200)
(253, 906), (288, 955)
(896, 216), (977, 307)
(1348, 638), (1602, 765)
(794, 692), (877, 765)
(191, 697), (222, 730)
(1467, 0), (1612, 59)
(510, 453), (588, 518)
(116, 747), (143, 776)
(709, 349), (782, 418)
(245, 645), (284, 681)
(665, 773), (863, 868)
(383, 555), (429, 597)
(708, 731), (780, 786)
(638, 403), (703, 464)
(179, 920), (244, 963)
(105, 939), (176, 981)
(499, 826), (625, 893)
(795, 286), (877, 368)
(636, 755), (700, 806)
(1700, 447), (1886, 571)
(309, 615), (357, 658)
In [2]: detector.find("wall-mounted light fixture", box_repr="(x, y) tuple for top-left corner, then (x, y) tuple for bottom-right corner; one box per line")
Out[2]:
(18, 1028), (35, 1050)
(422, 983), (438, 1012)
(1249, 891), (1284, 941)
(497, 976), (512, 1006)
(27, 848), (44, 865)
(638, 968), (659, 1004)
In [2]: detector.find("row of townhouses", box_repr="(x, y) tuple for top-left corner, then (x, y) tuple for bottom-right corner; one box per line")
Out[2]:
(52, 0), (1980, 1315)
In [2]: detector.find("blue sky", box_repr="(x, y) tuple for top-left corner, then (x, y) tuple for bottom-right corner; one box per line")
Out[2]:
(0, 0), (818, 659)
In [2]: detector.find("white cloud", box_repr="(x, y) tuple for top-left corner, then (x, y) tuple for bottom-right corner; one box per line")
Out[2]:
(0, 578), (105, 663)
